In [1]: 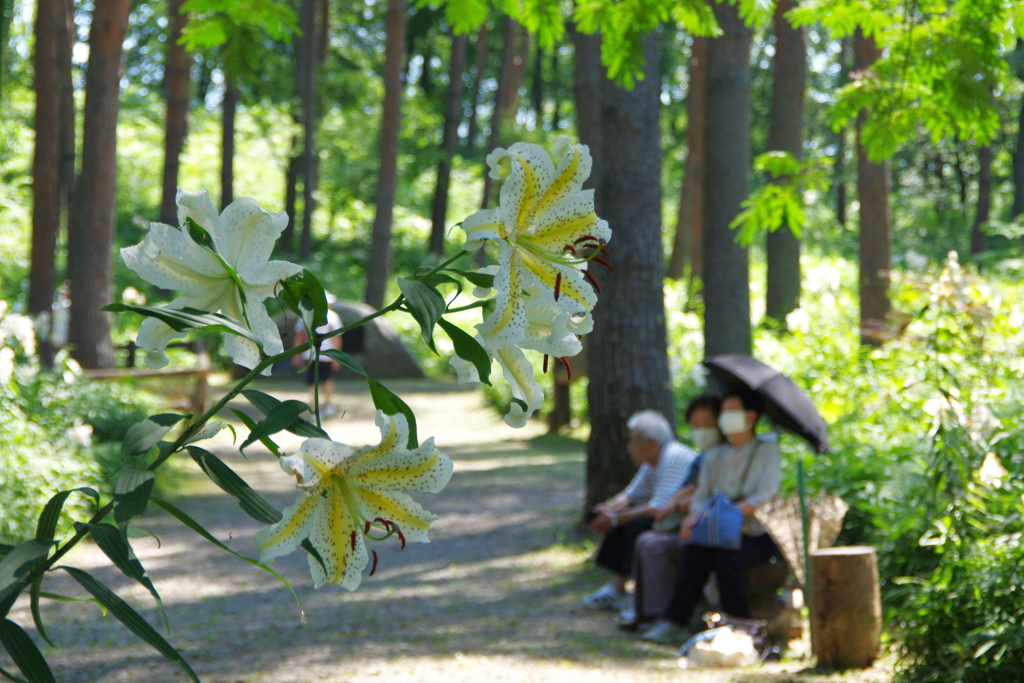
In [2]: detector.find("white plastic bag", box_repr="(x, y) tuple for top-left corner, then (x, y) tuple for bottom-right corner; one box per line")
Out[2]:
(678, 627), (759, 668)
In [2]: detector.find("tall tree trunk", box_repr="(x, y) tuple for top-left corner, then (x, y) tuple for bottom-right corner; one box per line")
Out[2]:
(464, 24), (489, 152)
(971, 145), (993, 254)
(582, 33), (674, 512)
(160, 0), (191, 225)
(57, 0), (75, 216)
(550, 47), (562, 130)
(765, 0), (806, 322)
(854, 30), (891, 346)
(480, 17), (523, 209)
(667, 36), (708, 281)
(1013, 83), (1024, 217)
(364, 0), (407, 309)
(835, 37), (849, 227)
(220, 73), (238, 209)
(67, 0), (132, 370)
(29, 0), (61, 355)
(298, 0), (318, 259)
(703, 2), (753, 357)
(283, 148), (299, 252)
(428, 31), (468, 255)
(531, 39), (543, 121)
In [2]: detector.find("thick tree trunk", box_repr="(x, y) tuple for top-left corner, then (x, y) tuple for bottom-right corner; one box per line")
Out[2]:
(550, 47), (562, 130)
(364, 0), (407, 309)
(29, 0), (61, 341)
(667, 36), (707, 281)
(765, 0), (806, 322)
(221, 73), (238, 209)
(464, 25), (489, 152)
(480, 17), (523, 209)
(298, 0), (318, 260)
(571, 26), (603, 196)
(834, 37), (849, 228)
(854, 31), (891, 346)
(67, 0), (132, 370)
(531, 39), (543, 120)
(57, 0), (75, 216)
(583, 33), (674, 513)
(703, 2), (753, 357)
(428, 31), (468, 255)
(283, 148), (299, 252)
(159, 0), (191, 225)
(971, 145), (993, 254)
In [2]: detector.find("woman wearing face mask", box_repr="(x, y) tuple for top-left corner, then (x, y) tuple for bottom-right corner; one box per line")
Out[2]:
(642, 389), (781, 645)
(618, 395), (723, 631)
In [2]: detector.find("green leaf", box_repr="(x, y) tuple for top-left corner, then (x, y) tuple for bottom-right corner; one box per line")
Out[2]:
(113, 469), (156, 528)
(77, 524), (165, 628)
(28, 579), (55, 649)
(183, 217), (216, 251)
(448, 268), (495, 290)
(437, 318), (491, 385)
(149, 498), (298, 604)
(0, 541), (53, 620)
(0, 619), (55, 683)
(398, 278), (447, 350)
(241, 390), (328, 439)
(367, 380), (418, 449)
(278, 269), (328, 331)
(229, 409), (279, 458)
(240, 400), (311, 454)
(321, 349), (367, 377)
(35, 488), (99, 542)
(121, 414), (186, 458)
(60, 568), (200, 683)
(186, 447), (283, 525)
(103, 304), (259, 345)
(0, 663), (29, 683)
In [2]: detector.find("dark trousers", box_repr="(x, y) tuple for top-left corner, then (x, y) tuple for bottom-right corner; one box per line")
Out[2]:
(595, 516), (654, 576)
(663, 532), (778, 624)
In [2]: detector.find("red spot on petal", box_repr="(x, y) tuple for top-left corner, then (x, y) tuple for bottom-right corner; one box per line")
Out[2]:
(350, 531), (357, 550)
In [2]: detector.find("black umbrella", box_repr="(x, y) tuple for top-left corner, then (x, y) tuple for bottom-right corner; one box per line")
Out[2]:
(703, 354), (830, 453)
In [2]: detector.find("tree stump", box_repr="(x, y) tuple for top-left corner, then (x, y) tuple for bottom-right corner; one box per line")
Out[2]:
(810, 546), (881, 669)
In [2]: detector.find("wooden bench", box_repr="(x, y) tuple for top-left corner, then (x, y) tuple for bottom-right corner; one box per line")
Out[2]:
(83, 341), (211, 415)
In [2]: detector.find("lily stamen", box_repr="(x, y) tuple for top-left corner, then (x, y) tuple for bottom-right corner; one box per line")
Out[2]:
(560, 356), (573, 381)
(369, 551), (379, 576)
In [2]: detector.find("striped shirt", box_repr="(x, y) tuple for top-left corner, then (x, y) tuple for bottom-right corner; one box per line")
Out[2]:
(622, 440), (698, 510)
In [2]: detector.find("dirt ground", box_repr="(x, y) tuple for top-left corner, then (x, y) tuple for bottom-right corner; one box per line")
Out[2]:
(4, 380), (894, 683)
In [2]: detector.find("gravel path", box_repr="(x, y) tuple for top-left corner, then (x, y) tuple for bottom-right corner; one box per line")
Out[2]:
(5, 380), (892, 683)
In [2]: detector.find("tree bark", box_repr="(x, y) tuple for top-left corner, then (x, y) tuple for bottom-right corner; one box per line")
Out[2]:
(810, 546), (882, 669)
(464, 24), (489, 152)
(298, 0), (318, 260)
(703, 2), (753, 357)
(971, 145), (993, 255)
(667, 36), (707, 281)
(57, 0), (75, 217)
(220, 73), (238, 209)
(160, 0), (191, 225)
(531, 39), (543, 121)
(1013, 85), (1024, 218)
(479, 17), (523, 209)
(583, 33), (675, 512)
(283, 148), (299, 252)
(29, 0), (61, 342)
(835, 37), (849, 228)
(428, 31), (468, 255)
(571, 26), (603, 196)
(854, 30), (891, 346)
(364, 0), (407, 309)
(765, 0), (806, 322)
(67, 0), (132, 370)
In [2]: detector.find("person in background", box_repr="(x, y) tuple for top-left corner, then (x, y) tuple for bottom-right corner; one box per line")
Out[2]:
(642, 389), (781, 644)
(293, 294), (343, 417)
(582, 410), (698, 610)
(619, 395), (722, 630)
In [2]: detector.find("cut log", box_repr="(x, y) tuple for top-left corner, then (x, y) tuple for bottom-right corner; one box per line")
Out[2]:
(810, 545), (881, 669)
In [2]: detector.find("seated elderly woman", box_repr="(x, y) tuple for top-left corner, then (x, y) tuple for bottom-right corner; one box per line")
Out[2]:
(582, 410), (698, 610)
(642, 389), (781, 645)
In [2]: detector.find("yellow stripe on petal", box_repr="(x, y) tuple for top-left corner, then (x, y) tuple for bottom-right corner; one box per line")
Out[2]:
(511, 153), (544, 231)
(356, 489), (435, 541)
(535, 147), (581, 217)
(254, 493), (320, 560)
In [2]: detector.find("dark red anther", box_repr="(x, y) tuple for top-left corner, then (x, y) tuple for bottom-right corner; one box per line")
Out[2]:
(350, 530), (358, 550)
(364, 521), (372, 534)
(369, 550), (379, 576)
(554, 273), (562, 301)
(396, 527), (406, 549)
(560, 357), (573, 381)
(592, 256), (611, 270)
(563, 244), (577, 256)
(583, 270), (601, 293)
(543, 354), (550, 373)
(574, 234), (596, 245)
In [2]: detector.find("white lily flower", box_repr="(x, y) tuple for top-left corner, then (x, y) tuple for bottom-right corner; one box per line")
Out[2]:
(121, 189), (301, 372)
(254, 411), (453, 590)
(461, 137), (611, 347)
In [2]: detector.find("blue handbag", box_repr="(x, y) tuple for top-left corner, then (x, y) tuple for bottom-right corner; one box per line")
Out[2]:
(688, 443), (761, 551)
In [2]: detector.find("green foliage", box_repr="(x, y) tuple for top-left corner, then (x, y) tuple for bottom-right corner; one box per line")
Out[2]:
(730, 151), (829, 246)
(179, 0), (297, 81)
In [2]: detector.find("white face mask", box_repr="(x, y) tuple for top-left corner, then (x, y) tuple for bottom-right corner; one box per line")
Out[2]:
(691, 427), (721, 452)
(718, 410), (749, 435)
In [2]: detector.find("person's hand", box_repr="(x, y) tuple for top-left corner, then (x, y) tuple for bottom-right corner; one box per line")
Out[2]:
(585, 511), (615, 535)
(737, 501), (756, 517)
(679, 511), (698, 543)
(653, 502), (675, 524)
